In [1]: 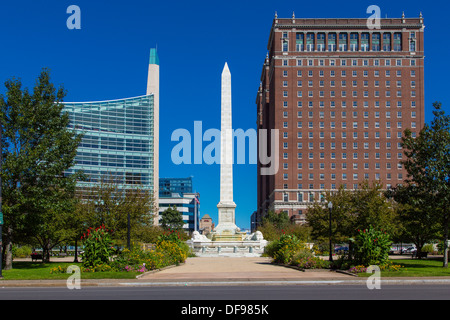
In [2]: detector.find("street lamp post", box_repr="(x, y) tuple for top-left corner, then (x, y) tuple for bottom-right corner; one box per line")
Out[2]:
(328, 201), (333, 263)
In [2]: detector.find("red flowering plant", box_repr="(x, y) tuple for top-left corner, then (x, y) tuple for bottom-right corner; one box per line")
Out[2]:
(157, 229), (182, 245)
(80, 224), (115, 271)
(352, 226), (391, 267)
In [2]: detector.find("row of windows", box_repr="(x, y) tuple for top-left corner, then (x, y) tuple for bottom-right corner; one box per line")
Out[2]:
(282, 151), (405, 160)
(66, 170), (151, 185)
(287, 110), (417, 119)
(284, 162), (403, 169)
(286, 80), (418, 88)
(283, 141), (405, 150)
(75, 153), (152, 169)
(283, 172), (404, 181)
(281, 186), (399, 202)
(282, 121), (415, 131)
(281, 31), (417, 52)
(282, 57), (418, 67)
(283, 69), (418, 77)
(282, 132), (414, 143)
(283, 100), (418, 108)
(79, 136), (151, 152)
(283, 90), (418, 98)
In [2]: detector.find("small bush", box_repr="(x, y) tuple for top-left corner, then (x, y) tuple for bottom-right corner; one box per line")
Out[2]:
(290, 248), (329, 269)
(80, 225), (115, 270)
(352, 227), (391, 267)
(13, 245), (32, 258)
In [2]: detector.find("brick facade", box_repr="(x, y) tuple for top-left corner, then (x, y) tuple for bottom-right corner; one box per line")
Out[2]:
(256, 15), (425, 225)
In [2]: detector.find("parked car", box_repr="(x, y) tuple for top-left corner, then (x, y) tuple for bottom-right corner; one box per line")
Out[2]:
(334, 246), (349, 253)
(405, 246), (417, 253)
(390, 247), (409, 254)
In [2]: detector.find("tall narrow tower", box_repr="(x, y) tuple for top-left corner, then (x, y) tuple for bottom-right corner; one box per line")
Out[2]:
(215, 62), (239, 235)
(147, 48), (160, 224)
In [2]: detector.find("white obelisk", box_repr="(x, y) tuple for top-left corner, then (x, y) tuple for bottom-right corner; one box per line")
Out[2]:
(215, 62), (239, 235)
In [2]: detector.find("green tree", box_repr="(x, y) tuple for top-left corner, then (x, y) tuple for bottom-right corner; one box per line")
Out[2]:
(75, 175), (156, 244)
(262, 210), (290, 230)
(386, 184), (440, 258)
(306, 181), (398, 250)
(0, 69), (82, 268)
(160, 206), (184, 231)
(306, 186), (356, 245)
(401, 102), (450, 267)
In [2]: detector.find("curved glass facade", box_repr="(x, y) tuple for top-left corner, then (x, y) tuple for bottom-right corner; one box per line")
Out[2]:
(64, 95), (155, 192)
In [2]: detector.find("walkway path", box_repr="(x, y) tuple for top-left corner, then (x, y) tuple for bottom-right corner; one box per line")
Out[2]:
(137, 256), (352, 283)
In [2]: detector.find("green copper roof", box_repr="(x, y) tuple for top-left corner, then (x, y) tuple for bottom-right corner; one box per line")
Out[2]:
(149, 48), (159, 65)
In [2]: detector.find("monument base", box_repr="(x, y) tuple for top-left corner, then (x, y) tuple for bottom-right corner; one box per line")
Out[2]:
(186, 240), (268, 257)
(215, 201), (240, 235)
(188, 231), (268, 257)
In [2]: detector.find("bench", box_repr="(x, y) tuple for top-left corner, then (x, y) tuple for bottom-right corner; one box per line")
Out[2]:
(58, 253), (68, 257)
(412, 252), (428, 259)
(31, 254), (43, 262)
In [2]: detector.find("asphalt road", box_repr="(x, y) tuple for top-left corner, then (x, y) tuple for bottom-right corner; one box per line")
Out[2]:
(1, 284), (450, 300)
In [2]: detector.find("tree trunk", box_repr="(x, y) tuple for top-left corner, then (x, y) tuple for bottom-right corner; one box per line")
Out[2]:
(4, 227), (13, 270)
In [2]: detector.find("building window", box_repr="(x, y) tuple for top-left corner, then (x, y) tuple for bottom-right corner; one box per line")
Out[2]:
(282, 40), (289, 52)
(328, 33), (337, 51)
(317, 33), (326, 51)
(393, 33), (402, 51)
(372, 33), (381, 51)
(306, 33), (315, 51)
(383, 33), (391, 51)
(350, 33), (359, 51)
(361, 33), (369, 51)
(296, 33), (304, 52)
(410, 40), (416, 52)
(339, 33), (348, 51)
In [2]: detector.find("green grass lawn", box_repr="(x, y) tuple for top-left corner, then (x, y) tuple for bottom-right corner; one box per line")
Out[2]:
(358, 258), (450, 277)
(0, 262), (140, 280)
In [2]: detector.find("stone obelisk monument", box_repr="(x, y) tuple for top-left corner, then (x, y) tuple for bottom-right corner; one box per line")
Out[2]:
(214, 63), (240, 236)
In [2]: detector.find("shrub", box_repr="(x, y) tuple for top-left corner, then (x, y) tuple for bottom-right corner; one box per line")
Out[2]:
(270, 234), (304, 264)
(422, 244), (435, 254)
(290, 248), (329, 269)
(13, 245), (32, 258)
(155, 240), (187, 266)
(80, 225), (115, 270)
(352, 227), (391, 267)
(111, 234), (188, 272)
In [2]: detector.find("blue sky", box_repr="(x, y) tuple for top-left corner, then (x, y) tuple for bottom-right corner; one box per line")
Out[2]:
(1, 0), (449, 229)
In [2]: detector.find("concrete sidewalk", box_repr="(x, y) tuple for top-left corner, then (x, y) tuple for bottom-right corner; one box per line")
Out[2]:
(137, 257), (352, 282)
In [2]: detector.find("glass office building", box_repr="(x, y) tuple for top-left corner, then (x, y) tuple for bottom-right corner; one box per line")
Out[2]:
(159, 177), (193, 198)
(158, 177), (199, 232)
(64, 95), (156, 192)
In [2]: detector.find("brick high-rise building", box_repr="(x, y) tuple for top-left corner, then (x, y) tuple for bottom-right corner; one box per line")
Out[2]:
(256, 13), (425, 225)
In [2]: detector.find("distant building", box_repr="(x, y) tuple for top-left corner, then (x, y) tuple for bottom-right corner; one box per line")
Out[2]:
(199, 214), (214, 235)
(159, 177), (193, 197)
(158, 177), (200, 233)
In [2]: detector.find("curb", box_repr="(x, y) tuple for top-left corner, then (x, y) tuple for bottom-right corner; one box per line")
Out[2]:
(2, 277), (450, 288)
(135, 263), (185, 279)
